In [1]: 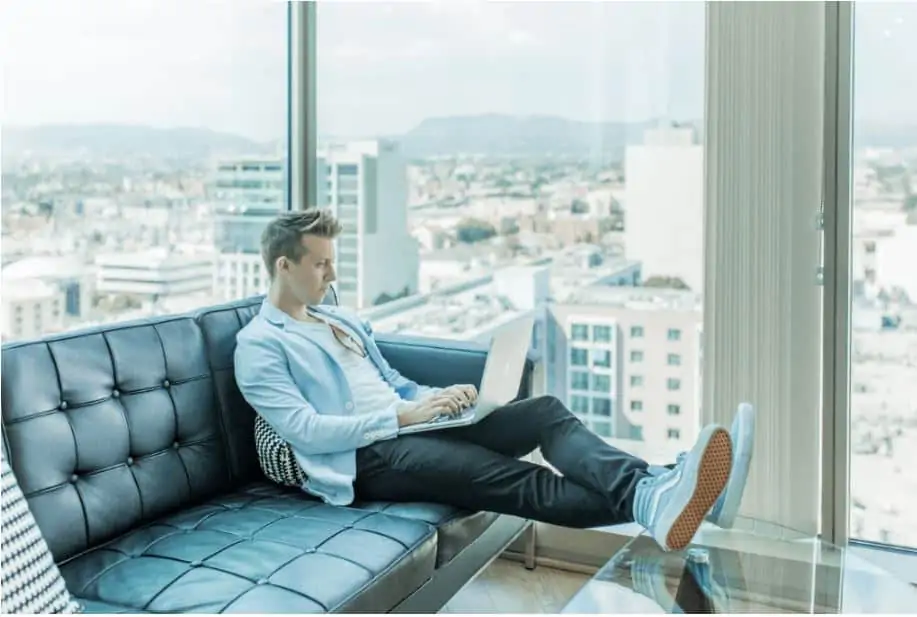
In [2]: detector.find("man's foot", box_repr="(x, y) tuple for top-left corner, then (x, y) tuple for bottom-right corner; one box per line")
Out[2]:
(633, 424), (733, 551)
(649, 403), (757, 529)
(706, 402), (755, 528)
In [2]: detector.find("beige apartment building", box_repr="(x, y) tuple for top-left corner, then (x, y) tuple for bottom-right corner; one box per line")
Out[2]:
(547, 286), (703, 463)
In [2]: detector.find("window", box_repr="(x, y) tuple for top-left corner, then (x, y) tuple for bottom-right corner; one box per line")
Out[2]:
(666, 378), (681, 391)
(630, 375), (644, 387)
(848, 2), (917, 550)
(631, 400), (643, 412)
(570, 348), (589, 366)
(667, 404), (681, 416)
(630, 350), (644, 362)
(629, 426), (644, 441)
(592, 398), (612, 417)
(667, 428), (681, 440)
(571, 324), (590, 341)
(1, 2), (290, 341)
(315, 1), (705, 468)
(592, 325), (612, 342)
(667, 328), (682, 341)
(667, 353), (681, 366)
(571, 372), (590, 391)
(593, 422), (612, 438)
(591, 374), (611, 393)
(570, 395), (590, 415)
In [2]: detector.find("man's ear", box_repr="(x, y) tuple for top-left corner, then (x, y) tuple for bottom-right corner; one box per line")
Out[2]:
(275, 256), (287, 274)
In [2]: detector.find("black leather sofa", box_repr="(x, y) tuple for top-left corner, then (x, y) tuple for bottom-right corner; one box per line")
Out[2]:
(1, 295), (535, 613)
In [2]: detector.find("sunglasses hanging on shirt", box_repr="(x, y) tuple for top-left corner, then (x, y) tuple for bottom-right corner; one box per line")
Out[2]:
(305, 309), (367, 358)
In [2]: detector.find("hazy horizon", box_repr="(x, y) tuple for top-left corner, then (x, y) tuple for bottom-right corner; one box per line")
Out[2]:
(2, 1), (915, 142)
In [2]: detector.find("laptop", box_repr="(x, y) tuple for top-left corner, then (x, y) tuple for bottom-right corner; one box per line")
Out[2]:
(399, 315), (535, 435)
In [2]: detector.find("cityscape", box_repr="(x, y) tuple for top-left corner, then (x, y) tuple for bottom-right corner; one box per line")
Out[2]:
(1, 0), (914, 553)
(2, 120), (914, 547)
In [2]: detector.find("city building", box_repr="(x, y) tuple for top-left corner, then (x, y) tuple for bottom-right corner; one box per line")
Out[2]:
(211, 158), (287, 301)
(0, 280), (65, 341)
(0, 255), (93, 332)
(319, 140), (419, 309)
(548, 286), (703, 464)
(94, 249), (214, 300)
(624, 124), (704, 292)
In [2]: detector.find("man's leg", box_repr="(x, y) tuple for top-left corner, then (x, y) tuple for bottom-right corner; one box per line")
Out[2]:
(354, 432), (630, 528)
(446, 395), (649, 519)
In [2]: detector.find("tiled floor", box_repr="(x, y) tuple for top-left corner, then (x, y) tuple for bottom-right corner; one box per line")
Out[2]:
(440, 558), (589, 613)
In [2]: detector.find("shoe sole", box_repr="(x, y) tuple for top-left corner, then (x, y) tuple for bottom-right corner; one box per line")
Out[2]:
(665, 427), (733, 551)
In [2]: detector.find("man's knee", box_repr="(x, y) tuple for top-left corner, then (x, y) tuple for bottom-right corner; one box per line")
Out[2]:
(531, 395), (573, 419)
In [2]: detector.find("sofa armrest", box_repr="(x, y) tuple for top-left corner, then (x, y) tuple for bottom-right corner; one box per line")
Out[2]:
(374, 333), (535, 401)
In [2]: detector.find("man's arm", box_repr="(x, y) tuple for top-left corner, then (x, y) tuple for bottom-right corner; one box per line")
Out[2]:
(234, 333), (402, 455)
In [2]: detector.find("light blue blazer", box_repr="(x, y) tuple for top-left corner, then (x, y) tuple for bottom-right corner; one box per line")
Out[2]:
(234, 299), (436, 505)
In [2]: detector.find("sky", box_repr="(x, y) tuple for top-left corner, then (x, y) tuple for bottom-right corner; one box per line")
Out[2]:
(1, 0), (915, 142)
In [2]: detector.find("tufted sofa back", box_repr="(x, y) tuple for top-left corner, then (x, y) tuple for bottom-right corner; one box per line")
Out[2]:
(1, 292), (342, 564)
(0, 296), (265, 562)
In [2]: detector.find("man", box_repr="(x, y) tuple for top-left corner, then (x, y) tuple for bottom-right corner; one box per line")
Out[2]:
(235, 210), (756, 552)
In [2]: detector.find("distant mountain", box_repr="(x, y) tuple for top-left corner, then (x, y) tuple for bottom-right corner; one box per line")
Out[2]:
(1, 124), (274, 162)
(397, 114), (664, 160)
(855, 122), (917, 150)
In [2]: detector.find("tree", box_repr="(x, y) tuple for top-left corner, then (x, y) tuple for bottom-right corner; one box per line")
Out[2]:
(643, 276), (690, 290)
(456, 218), (497, 244)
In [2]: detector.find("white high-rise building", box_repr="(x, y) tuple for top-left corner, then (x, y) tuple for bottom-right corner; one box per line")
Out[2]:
(625, 125), (704, 292)
(319, 140), (419, 309)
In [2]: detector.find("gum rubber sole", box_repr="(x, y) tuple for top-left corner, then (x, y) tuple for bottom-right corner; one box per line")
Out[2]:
(665, 428), (733, 551)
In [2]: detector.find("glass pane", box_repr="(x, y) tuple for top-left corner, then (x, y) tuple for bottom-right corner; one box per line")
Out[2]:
(1, 0), (289, 340)
(850, 2), (917, 549)
(317, 1), (705, 463)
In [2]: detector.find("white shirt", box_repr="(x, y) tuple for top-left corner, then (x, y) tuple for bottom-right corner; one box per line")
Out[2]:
(298, 322), (404, 416)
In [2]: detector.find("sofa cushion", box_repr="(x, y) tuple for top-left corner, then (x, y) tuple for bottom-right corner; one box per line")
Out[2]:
(351, 501), (499, 567)
(60, 483), (437, 613)
(1, 317), (231, 562)
(1, 453), (81, 614)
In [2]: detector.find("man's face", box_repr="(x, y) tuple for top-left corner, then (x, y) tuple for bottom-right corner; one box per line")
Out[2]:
(277, 234), (336, 306)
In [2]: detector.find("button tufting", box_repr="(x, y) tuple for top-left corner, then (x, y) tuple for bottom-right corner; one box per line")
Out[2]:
(305, 547), (316, 553)
(256, 578), (269, 585)
(70, 474), (78, 483)
(173, 441), (180, 449)
(163, 379), (171, 388)
(189, 560), (202, 568)
(112, 389), (120, 398)
(127, 457), (134, 466)
(59, 401), (69, 410)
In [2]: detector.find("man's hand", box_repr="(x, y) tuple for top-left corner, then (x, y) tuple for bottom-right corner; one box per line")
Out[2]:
(396, 396), (461, 427)
(442, 384), (478, 409)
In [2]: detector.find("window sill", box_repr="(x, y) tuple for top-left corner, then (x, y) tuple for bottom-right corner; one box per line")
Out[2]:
(849, 541), (917, 586)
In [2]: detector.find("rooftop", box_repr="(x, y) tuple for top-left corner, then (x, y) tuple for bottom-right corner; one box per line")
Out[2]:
(562, 285), (702, 312)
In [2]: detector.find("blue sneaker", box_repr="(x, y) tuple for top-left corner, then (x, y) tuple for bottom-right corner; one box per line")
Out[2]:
(650, 403), (756, 529)
(633, 424), (733, 551)
(707, 402), (755, 528)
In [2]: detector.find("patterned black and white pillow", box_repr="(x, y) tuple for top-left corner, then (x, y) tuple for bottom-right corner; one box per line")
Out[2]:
(254, 415), (307, 488)
(1, 453), (81, 614)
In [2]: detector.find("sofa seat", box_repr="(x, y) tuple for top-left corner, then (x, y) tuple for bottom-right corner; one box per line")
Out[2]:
(350, 501), (499, 567)
(59, 483), (437, 613)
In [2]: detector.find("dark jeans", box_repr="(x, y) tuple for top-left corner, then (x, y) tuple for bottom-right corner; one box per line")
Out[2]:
(354, 395), (651, 528)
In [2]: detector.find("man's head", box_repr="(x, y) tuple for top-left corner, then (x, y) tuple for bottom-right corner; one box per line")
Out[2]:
(261, 209), (342, 306)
